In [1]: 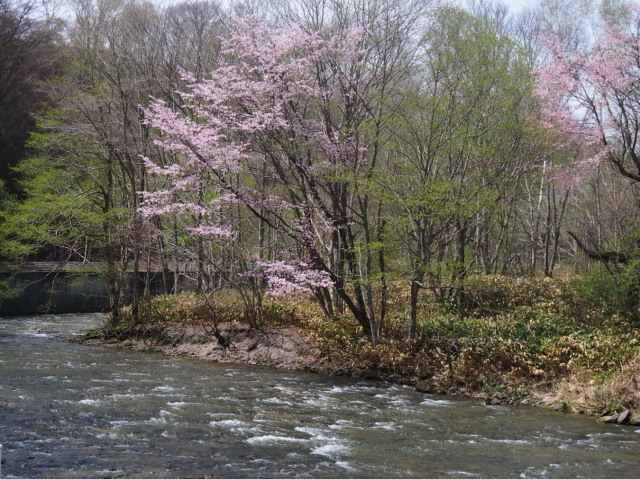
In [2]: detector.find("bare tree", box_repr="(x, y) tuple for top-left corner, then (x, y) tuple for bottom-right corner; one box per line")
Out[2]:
(0, 0), (60, 188)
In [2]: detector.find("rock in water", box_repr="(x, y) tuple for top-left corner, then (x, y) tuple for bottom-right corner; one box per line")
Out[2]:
(415, 380), (433, 393)
(616, 409), (631, 425)
(598, 415), (618, 424)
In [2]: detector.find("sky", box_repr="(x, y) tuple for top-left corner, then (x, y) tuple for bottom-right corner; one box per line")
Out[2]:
(455, 0), (538, 15)
(150, 0), (538, 16)
(155, 0), (540, 15)
(501, 0), (535, 14)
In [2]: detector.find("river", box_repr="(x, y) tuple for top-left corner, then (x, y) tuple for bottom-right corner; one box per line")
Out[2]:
(0, 313), (638, 478)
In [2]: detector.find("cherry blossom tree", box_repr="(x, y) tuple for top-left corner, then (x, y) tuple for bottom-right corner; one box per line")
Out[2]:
(535, 4), (640, 184)
(142, 17), (385, 340)
(535, 3), (640, 271)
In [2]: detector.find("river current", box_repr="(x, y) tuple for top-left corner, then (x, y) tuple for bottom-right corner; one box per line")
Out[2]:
(0, 313), (638, 478)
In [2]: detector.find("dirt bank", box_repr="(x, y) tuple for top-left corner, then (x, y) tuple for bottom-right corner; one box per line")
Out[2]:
(87, 321), (341, 374)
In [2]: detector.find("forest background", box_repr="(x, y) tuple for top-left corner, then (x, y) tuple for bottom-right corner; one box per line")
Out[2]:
(2, 0), (640, 417)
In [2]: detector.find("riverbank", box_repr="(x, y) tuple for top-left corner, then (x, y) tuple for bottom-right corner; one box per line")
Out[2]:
(9, 312), (639, 478)
(87, 321), (331, 373)
(89, 278), (640, 425)
(90, 321), (640, 425)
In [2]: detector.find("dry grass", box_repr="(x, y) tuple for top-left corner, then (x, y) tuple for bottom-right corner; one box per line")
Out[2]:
(539, 360), (640, 414)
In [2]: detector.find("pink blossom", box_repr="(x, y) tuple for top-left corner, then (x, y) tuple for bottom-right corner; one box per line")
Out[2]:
(141, 16), (369, 296)
(535, 14), (640, 183)
(248, 260), (334, 296)
(187, 225), (234, 237)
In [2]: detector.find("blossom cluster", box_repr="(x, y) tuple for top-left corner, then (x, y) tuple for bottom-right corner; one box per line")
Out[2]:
(247, 260), (334, 296)
(140, 17), (367, 295)
(535, 13), (640, 181)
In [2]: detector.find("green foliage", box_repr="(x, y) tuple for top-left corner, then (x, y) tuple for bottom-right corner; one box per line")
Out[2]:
(0, 158), (104, 261)
(410, 276), (639, 389)
(113, 290), (319, 330)
(414, 311), (637, 381)
(0, 108), (110, 263)
(564, 266), (640, 325)
(0, 275), (19, 302)
(0, 178), (10, 204)
(463, 275), (566, 316)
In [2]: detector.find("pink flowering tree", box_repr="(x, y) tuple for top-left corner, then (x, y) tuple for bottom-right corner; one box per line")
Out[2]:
(535, 7), (640, 184)
(141, 17), (383, 341)
(535, 6), (640, 272)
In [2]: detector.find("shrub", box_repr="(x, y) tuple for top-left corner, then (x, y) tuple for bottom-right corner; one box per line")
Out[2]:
(463, 275), (564, 317)
(564, 267), (640, 325)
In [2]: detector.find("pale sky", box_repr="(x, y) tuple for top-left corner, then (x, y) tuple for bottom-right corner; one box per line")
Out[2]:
(502, 0), (535, 14)
(456, 0), (538, 15)
(151, 0), (537, 16)
(155, 0), (539, 15)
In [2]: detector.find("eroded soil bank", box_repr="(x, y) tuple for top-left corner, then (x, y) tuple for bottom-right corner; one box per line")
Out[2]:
(90, 322), (330, 373)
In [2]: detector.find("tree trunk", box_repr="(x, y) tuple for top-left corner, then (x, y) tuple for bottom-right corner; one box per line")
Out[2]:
(455, 218), (467, 320)
(408, 276), (422, 340)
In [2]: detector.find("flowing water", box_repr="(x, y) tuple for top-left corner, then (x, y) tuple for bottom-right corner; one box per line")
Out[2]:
(0, 314), (638, 478)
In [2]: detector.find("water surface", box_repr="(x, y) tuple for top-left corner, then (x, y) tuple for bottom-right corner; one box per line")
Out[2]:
(0, 314), (638, 478)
